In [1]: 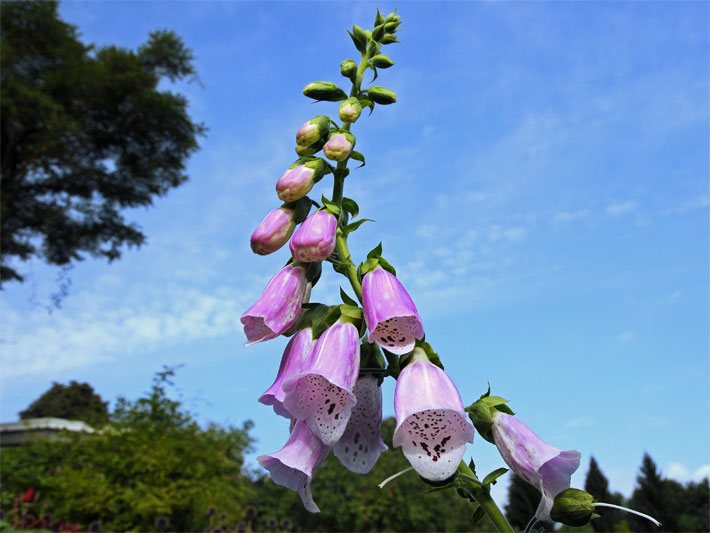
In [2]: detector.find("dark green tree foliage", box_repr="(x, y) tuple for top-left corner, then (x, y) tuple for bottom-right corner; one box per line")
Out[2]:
(677, 478), (710, 532)
(504, 474), (554, 531)
(249, 417), (484, 532)
(1, 369), (254, 532)
(584, 456), (623, 532)
(628, 453), (676, 532)
(19, 380), (109, 427)
(0, 1), (205, 283)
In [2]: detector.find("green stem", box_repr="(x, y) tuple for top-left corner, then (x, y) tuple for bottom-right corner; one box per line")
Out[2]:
(329, 50), (370, 301)
(335, 228), (362, 300)
(458, 461), (514, 533)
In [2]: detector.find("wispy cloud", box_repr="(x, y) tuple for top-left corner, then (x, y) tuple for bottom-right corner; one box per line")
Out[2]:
(1, 281), (257, 379)
(551, 209), (591, 224)
(662, 194), (710, 215)
(617, 331), (635, 343)
(606, 201), (638, 217)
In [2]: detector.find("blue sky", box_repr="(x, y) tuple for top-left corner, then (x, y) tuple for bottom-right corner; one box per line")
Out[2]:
(1, 1), (708, 503)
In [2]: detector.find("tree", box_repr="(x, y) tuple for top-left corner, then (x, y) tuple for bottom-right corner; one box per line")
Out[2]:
(628, 453), (677, 532)
(0, 1), (205, 283)
(1, 368), (254, 532)
(584, 456), (624, 532)
(19, 380), (109, 427)
(504, 474), (554, 531)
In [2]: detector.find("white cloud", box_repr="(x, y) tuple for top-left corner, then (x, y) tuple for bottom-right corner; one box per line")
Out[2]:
(0, 281), (257, 380)
(552, 209), (591, 224)
(666, 462), (710, 483)
(617, 331), (635, 342)
(663, 194), (709, 215)
(606, 200), (637, 216)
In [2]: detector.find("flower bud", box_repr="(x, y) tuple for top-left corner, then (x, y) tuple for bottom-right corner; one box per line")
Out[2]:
(323, 132), (355, 162)
(367, 86), (397, 105)
(340, 59), (358, 80)
(550, 489), (596, 527)
(296, 115), (330, 148)
(338, 98), (362, 123)
(289, 210), (337, 262)
(371, 54), (394, 69)
(250, 207), (296, 255)
(382, 34), (398, 45)
(303, 81), (347, 102)
(276, 158), (326, 202)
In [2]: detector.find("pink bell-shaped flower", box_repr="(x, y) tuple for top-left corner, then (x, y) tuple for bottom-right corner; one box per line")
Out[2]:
(282, 318), (360, 445)
(491, 412), (581, 522)
(257, 420), (330, 513)
(362, 266), (424, 355)
(259, 328), (316, 418)
(240, 264), (307, 345)
(393, 348), (474, 481)
(333, 374), (388, 474)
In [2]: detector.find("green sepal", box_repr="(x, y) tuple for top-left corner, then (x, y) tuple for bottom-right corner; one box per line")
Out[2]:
(550, 488), (596, 527)
(424, 484), (457, 495)
(349, 25), (368, 54)
(371, 54), (394, 69)
(311, 305), (342, 338)
(374, 9), (385, 26)
(466, 387), (515, 444)
(358, 97), (375, 115)
(377, 256), (396, 276)
(350, 151), (366, 168)
(367, 242), (383, 260)
(283, 196), (313, 224)
(385, 9), (399, 22)
(415, 339), (444, 370)
(372, 24), (386, 42)
(482, 468), (508, 487)
(339, 287), (358, 306)
(344, 218), (373, 236)
(370, 65), (379, 82)
(358, 257), (379, 277)
(468, 458), (477, 475)
(341, 197), (359, 218)
(384, 21), (400, 32)
(382, 34), (399, 45)
(320, 196), (342, 217)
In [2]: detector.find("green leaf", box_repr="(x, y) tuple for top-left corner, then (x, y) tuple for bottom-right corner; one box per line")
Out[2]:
(482, 468), (508, 487)
(349, 151), (366, 168)
(320, 195), (342, 217)
(358, 97), (375, 115)
(468, 458), (477, 475)
(344, 218), (374, 235)
(367, 242), (383, 260)
(424, 484), (457, 494)
(339, 304), (363, 320)
(341, 197), (359, 217)
(481, 395), (510, 408)
(340, 287), (358, 306)
(370, 65), (379, 82)
(312, 305), (343, 338)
